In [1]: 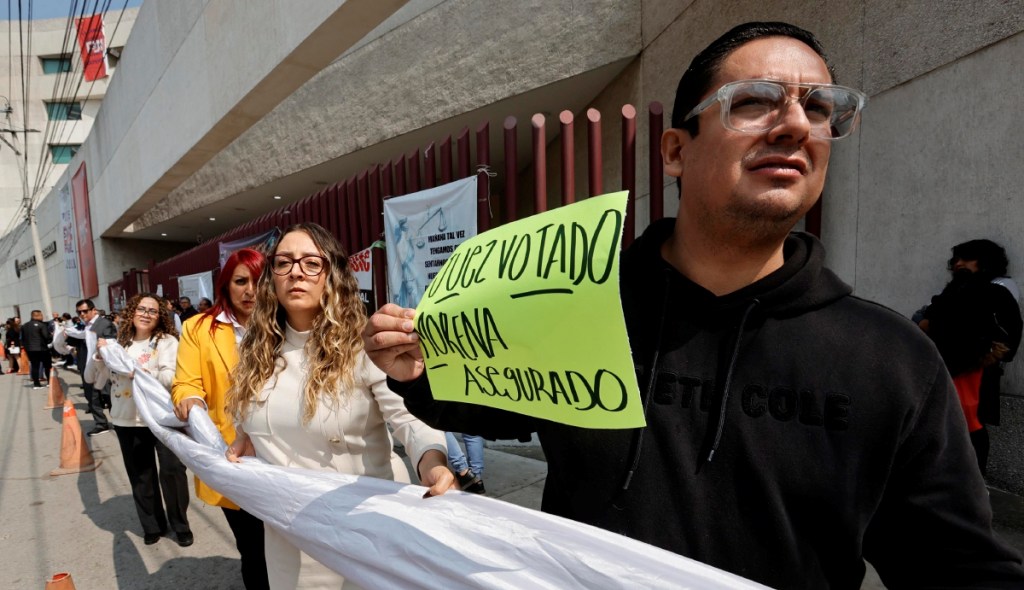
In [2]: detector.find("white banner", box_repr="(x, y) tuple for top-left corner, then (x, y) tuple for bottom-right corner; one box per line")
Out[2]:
(58, 180), (81, 298)
(384, 177), (477, 308)
(99, 343), (766, 589)
(350, 246), (373, 306)
(177, 271), (214, 302)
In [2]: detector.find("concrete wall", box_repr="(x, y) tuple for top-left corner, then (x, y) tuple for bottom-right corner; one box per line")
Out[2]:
(133, 0), (642, 230)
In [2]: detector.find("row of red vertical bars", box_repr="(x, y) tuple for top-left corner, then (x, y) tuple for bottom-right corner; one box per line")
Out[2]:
(147, 103), (668, 307)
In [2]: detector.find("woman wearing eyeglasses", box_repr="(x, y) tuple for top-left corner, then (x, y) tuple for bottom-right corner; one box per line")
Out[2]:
(97, 294), (193, 547)
(226, 223), (454, 589)
(173, 247), (270, 590)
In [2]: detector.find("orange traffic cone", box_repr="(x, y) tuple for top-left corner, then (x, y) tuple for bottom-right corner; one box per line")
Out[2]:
(50, 400), (101, 476)
(17, 348), (29, 375)
(44, 368), (65, 409)
(45, 572), (76, 589)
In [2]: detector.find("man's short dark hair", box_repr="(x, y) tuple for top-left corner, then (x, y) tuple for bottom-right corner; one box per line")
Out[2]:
(948, 239), (1010, 279)
(75, 299), (94, 310)
(180, 297), (191, 303)
(670, 22), (836, 136)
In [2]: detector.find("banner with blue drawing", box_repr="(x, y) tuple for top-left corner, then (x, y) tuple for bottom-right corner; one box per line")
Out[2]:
(383, 177), (478, 308)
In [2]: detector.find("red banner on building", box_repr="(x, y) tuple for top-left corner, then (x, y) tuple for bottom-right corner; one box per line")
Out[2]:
(75, 14), (109, 82)
(71, 164), (99, 298)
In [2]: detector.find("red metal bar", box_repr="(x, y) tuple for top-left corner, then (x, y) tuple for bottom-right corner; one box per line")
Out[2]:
(382, 161), (394, 198)
(532, 113), (547, 213)
(559, 110), (575, 205)
(368, 165), (381, 241)
(334, 185), (348, 250)
(319, 190), (329, 232)
(370, 166), (387, 311)
(406, 149), (420, 193)
(621, 104), (637, 248)
(440, 136), (453, 184)
(649, 101), (664, 223)
(587, 108), (603, 197)
(346, 178), (359, 254)
(476, 121), (491, 232)
(456, 127), (470, 180)
(394, 155), (406, 195)
(326, 185), (338, 237)
(503, 116), (518, 223)
(424, 142), (437, 189)
(357, 171), (370, 249)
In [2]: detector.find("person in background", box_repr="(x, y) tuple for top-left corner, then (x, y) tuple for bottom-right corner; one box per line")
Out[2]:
(5, 318), (21, 374)
(179, 296), (198, 322)
(96, 294), (193, 547)
(445, 432), (486, 494)
(165, 299), (183, 334)
(197, 297), (213, 313)
(21, 310), (53, 389)
(64, 299), (117, 436)
(226, 223), (453, 590)
(59, 312), (79, 369)
(172, 248), (269, 590)
(920, 239), (1023, 475)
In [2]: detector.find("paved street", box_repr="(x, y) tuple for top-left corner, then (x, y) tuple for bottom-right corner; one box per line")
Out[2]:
(2, 368), (1023, 589)
(0, 368), (547, 589)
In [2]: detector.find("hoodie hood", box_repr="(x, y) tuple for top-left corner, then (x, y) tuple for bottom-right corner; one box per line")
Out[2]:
(622, 217), (852, 320)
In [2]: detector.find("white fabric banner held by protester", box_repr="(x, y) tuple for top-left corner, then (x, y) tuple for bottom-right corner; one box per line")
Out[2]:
(384, 177), (477, 308)
(99, 343), (767, 590)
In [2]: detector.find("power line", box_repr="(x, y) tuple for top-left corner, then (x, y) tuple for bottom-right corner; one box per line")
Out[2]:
(31, 0), (129, 204)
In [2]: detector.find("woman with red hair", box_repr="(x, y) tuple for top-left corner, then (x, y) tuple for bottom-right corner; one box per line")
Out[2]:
(172, 247), (270, 590)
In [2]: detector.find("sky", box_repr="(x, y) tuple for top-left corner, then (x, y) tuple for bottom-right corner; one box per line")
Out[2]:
(1, 0), (144, 21)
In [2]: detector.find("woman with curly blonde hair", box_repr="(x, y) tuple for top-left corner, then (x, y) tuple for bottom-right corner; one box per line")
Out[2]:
(96, 293), (193, 547)
(226, 222), (454, 589)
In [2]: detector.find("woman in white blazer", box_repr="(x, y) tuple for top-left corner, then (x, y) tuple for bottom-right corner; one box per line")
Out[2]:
(226, 222), (455, 590)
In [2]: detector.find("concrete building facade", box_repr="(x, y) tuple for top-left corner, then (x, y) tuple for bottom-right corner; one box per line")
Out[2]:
(1, 0), (1023, 489)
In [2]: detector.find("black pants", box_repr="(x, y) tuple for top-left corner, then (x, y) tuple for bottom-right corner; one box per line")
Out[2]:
(83, 381), (109, 428)
(27, 350), (51, 386)
(222, 507), (270, 590)
(115, 426), (191, 536)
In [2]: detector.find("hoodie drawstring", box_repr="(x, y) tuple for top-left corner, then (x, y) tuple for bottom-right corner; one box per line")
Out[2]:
(705, 298), (759, 464)
(614, 270), (673, 506)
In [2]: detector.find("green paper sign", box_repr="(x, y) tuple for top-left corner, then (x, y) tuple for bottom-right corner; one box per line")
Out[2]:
(414, 192), (645, 429)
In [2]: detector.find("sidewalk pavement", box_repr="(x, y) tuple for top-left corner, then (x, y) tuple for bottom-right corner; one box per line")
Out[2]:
(3, 369), (1023, 589)
(0, 369), (547, 589)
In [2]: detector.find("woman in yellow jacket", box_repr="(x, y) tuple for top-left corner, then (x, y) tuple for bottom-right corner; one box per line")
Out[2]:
(172, 247), (269, 590)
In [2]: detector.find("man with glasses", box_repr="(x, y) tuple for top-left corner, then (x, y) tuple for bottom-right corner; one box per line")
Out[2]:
(66, 299), (117, 436)
(363, 21), (1023, 587)
(179, 296), (198, 322)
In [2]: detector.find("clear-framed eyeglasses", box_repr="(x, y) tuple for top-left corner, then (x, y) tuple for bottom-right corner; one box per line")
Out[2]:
(683, 79), (868, 140)
(271, 254), (328, 276)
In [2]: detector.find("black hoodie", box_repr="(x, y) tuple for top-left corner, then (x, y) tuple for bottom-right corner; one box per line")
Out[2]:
(394, 218), (1024, 588)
